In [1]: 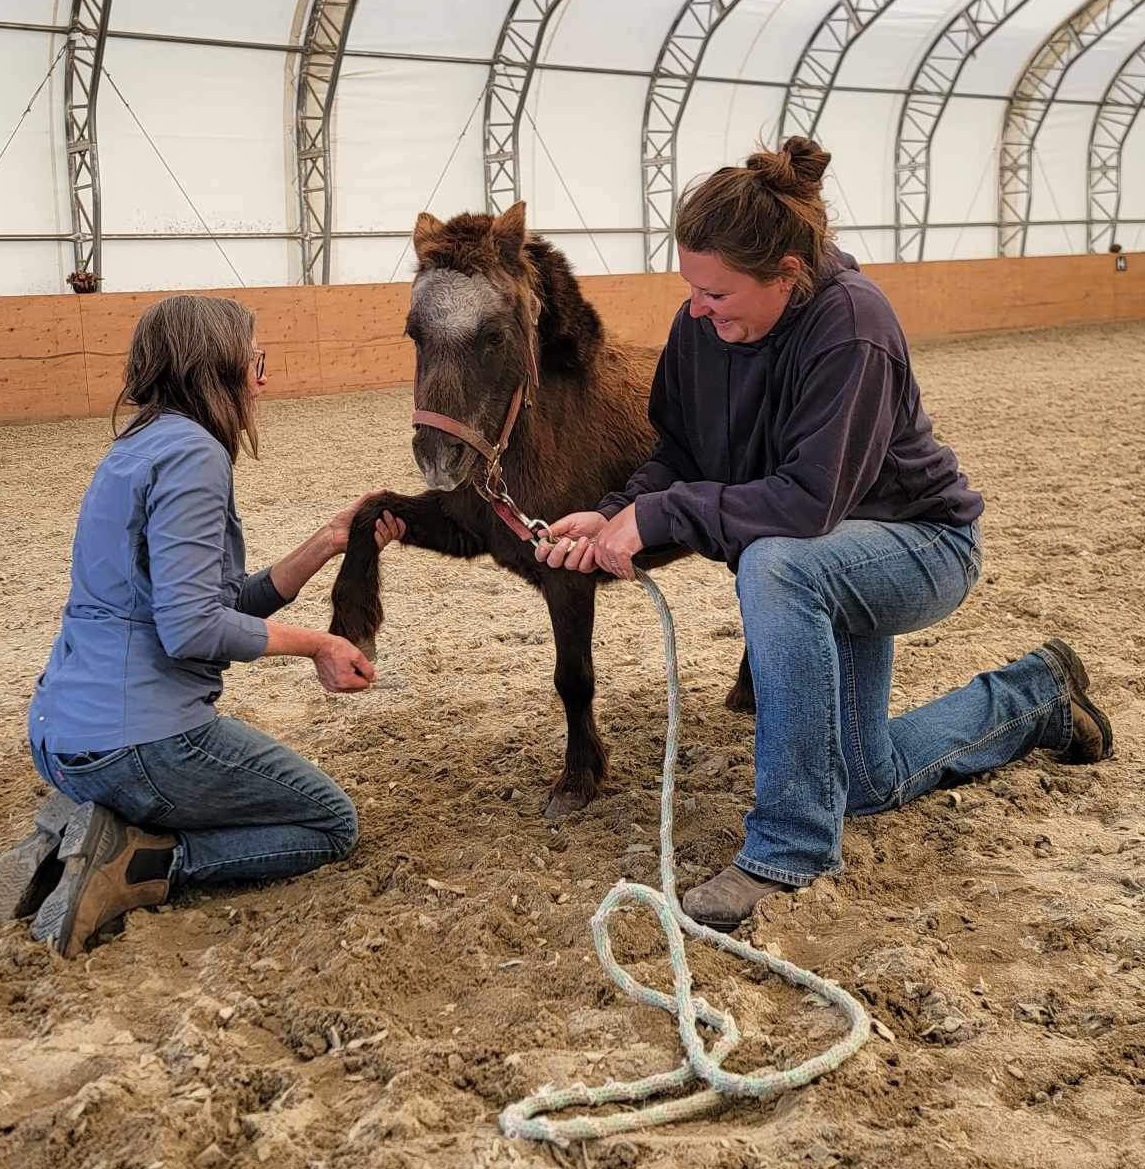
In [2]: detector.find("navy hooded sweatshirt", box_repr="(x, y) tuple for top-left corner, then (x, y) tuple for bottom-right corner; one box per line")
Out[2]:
(597, 247), (983, 567)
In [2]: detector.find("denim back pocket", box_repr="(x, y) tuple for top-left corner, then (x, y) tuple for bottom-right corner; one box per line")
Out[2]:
(52, 746), (175, 827)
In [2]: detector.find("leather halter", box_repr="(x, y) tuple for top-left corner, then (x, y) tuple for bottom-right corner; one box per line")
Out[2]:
(411, 316), (548, 543)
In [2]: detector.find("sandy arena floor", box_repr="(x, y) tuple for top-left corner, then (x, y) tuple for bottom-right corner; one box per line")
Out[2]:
(0, 320), (1143, 1169)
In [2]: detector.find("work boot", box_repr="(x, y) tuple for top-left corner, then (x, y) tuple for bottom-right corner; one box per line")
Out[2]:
(1041, 639), (1114, 764)
(30, 802), (175, 959)
(0, 790), (78, 920)
(681, 864), (792, 932)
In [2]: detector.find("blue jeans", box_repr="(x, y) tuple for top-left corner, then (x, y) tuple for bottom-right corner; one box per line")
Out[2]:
(30, 716), (358, 887)
(733, 519), (1070, 886)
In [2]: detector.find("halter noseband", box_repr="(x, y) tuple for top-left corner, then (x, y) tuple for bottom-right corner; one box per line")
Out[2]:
(410, 306), (548, 542)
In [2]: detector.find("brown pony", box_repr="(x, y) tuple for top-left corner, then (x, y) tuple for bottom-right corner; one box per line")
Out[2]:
(330, 203), (752, 816)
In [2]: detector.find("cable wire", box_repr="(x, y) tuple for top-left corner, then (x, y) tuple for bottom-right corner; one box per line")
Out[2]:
(0, 41), (67, 170)
(386, 76), (489, 282)
(101, 67), (246, 286)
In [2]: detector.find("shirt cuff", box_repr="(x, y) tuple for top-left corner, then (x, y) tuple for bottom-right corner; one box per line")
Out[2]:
(238, 567), (290, 618)
(634, 493), (673, 548)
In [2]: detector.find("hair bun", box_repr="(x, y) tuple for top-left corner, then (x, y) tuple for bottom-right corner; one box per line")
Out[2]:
(746, 137), (830, 195)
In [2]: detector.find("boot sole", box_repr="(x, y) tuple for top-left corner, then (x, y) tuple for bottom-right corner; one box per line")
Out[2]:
(30, 802), (122, 958)
(0, 791), (77, 919)
(1044, 638), (1113, 761)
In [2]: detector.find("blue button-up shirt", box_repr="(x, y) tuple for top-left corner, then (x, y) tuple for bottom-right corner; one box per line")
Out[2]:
(29, 411), (287, 752)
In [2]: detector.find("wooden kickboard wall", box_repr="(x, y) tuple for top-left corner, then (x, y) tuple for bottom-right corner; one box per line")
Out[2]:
(1, 253), (1142, 425)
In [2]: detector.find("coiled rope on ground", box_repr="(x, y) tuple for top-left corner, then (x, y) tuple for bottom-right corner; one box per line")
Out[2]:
(499, 567), (871, 1145)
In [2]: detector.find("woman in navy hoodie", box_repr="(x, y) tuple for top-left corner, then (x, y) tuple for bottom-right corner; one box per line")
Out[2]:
(536, 137), (1113, 929)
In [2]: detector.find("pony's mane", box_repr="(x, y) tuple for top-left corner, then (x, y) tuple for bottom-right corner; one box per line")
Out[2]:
(416, 213), (606, 381)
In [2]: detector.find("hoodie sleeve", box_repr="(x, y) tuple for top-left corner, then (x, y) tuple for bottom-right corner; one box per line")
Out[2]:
(595, 328), (704, 518)
(633, 338), (903, 563)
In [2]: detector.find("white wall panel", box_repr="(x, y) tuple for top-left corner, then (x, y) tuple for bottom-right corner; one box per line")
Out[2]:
(538, 0), (680, 73)
(1024, 222), (1085, 254)
(333, 237), (416, 286)
(100, 239), (292, 293)
(97, 40), (290, 234)
(1, 1), (63, 24)
(816, 94), (900, 239)
(677, 80), (786, 195)
(347, 1), (502, 58)
(1056, 8), (1145, 102)
(920, 225), (997, 260)
(0, 30), (68, 234)
(334, 61), (486, 243)
(109, 1), (295, 45)
(1029, 103), (1092, 224)
(539, 231), (644, 277)
(1114, 114), (1145, 248)
(835, 0), (956, 91)
(955, 0), (1086, 96)
(835, 227), (894, 264)
(0, 241), (70, 296)
(702, 0), (835, 83)
(926, 97), (1006, 237)
(516, 72), (644, 230)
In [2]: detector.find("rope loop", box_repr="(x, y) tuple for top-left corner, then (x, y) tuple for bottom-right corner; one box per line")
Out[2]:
(499, 569), (870, 1145)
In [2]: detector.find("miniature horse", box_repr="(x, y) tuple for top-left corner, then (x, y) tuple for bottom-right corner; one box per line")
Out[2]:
(329, 202), (752, 816)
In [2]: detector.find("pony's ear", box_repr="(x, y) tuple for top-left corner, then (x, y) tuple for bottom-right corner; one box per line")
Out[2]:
(491, 201), (527, 263)
(413, 212), (446, 259)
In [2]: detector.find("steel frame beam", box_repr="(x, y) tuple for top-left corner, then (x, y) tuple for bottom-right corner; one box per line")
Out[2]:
(642, 1), (742, 274)
(483, 0), (566, 216)
(778, 1), (896, 144)
(296, 0), (357, 285)
(894, 1), (1030, 262)
(64, 0), (112, 283)
(999, 0), (1144, 257)
(1087, 38), (1145, 251)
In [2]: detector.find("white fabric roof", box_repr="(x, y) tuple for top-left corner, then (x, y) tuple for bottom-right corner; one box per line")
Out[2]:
(2, 0), (1145, 294)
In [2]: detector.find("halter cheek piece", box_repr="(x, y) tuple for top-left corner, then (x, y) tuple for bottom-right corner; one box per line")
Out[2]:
(410, 301), (550, 544)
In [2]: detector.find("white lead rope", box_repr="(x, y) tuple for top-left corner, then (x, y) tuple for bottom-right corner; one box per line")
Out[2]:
(499, 568), (871, 1145)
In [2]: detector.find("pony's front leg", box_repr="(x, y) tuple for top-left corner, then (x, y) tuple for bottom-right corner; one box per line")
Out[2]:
(539, 572), (607, 819)
(329, 490), (483, 656)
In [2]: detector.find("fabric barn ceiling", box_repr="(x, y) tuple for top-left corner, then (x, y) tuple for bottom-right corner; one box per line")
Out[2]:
(2, 0), (1145, 294)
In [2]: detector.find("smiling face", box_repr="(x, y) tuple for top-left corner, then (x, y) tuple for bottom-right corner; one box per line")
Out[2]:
(678, 248), (797, 344)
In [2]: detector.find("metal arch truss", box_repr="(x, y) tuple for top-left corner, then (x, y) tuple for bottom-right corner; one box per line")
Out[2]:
(1087, 39), (1145, 252)
(778, 0), (896, 145)
(894, 1), (1030, 263)
(64, 0), (112, 282)
(483, 0), (565, 216)
(296, 0), (358, 285)
(642, 1), (741, 274)
(999, 0), (1145, 257)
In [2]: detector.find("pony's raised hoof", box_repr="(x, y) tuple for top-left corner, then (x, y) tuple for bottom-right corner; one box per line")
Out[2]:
(355, 636), (377, 663)
(543, 789), (591, 820)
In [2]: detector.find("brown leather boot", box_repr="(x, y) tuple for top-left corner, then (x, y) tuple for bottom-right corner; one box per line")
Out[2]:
(1041, 639), (1114, 764)
(681, 864), (792, 932)
(30, 802), (175, 959)
(0, 790), (77, 919)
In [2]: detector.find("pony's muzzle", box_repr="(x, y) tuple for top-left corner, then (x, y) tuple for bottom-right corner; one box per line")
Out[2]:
(413, 427), (479, 491)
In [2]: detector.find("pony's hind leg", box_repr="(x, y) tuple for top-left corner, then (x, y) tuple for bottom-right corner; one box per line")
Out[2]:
(726, 646), (756, 713)
(539, 573), (607, 819)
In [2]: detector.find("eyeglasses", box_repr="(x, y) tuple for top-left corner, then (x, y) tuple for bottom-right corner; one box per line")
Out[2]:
(252, 348), (266, 380)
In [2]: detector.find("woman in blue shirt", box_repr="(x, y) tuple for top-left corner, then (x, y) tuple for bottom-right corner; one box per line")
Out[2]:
(0, 294), (403, 958)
